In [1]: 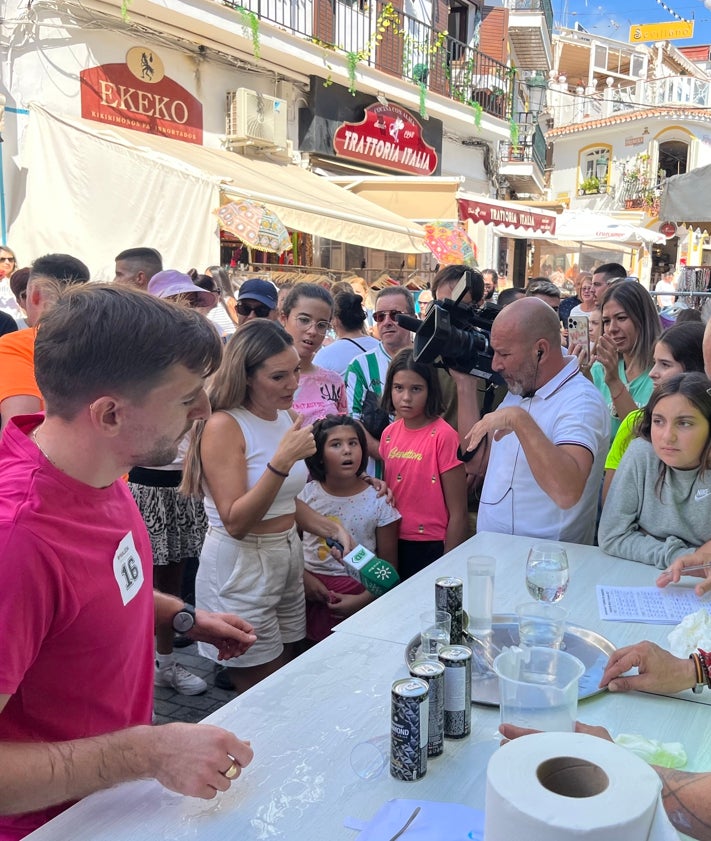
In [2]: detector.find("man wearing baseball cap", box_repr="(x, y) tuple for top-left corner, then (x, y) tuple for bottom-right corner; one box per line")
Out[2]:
(235, 278), (279, 325)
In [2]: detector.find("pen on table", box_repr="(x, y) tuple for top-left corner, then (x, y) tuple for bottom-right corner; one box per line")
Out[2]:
(668, 563), (711, 574)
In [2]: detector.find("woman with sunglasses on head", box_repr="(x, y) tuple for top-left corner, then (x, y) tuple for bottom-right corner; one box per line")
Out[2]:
(280, 283), (347, 424)
(591, 280), (661, 439)
(183, 320), (354, 693)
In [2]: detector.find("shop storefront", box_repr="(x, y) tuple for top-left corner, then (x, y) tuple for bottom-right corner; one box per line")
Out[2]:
(3, 38), (428, 278)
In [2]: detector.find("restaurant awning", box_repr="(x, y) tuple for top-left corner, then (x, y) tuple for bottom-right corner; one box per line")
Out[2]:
(457, 193), (558, 236)
(661, 164), (711, 234)
(328, 175), (465, 222)
(10, 104), (429, 279)
(327, 176), (559, 238)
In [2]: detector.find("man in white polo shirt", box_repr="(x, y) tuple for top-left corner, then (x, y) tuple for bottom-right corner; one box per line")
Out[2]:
(463, 297), (609, 544)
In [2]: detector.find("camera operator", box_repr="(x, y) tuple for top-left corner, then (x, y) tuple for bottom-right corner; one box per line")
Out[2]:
(462, 297), (609, 544)
(424, 267), (501, 485)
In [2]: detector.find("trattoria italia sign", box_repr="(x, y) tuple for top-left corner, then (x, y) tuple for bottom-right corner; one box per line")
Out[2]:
(333, 103), (438, 175)
(80, 47), (203, 144)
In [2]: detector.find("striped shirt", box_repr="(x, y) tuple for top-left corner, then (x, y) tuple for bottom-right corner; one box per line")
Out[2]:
(344, 342), (392, 418)
(344, 342), (393, 479)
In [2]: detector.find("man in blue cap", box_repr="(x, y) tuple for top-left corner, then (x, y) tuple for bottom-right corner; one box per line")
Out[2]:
(236, 278), (279, 326)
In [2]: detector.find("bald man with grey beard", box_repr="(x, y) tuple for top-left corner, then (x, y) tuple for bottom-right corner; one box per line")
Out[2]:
(462, 298), (609, 544)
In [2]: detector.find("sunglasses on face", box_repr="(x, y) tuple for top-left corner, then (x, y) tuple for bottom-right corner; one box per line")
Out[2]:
(373, 309), (403, 324)
(0, 257), (15, 263)
(237, 301), (272, 318)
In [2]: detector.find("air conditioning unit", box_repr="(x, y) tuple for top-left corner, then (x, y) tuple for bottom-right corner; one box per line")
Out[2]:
(225, 89), (288, 149)
(269, 139), (295, 163)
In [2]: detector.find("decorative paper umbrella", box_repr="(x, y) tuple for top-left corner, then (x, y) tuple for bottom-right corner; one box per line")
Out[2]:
(215, 199), (292, 254)
(424, 222), (478, 266)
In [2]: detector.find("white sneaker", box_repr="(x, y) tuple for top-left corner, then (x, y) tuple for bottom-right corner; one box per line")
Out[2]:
(154, 662), (207, 696)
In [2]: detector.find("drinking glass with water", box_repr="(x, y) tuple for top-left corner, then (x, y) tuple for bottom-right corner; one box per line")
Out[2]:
(419, 610), (451, 660)
(525, 543), (569, 604)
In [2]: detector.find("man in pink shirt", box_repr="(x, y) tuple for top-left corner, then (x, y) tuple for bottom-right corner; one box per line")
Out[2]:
(0, 284), (257, 839)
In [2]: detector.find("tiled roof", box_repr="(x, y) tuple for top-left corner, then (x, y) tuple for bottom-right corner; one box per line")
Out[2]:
(548, 107), (711, 137)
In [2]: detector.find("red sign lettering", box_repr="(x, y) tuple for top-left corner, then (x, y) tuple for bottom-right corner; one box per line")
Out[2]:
(458, 198), (557, 235)
(333, 104), (438, 176)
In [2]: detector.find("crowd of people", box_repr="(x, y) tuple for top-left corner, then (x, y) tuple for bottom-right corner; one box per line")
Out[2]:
(2, 244), (711, 839)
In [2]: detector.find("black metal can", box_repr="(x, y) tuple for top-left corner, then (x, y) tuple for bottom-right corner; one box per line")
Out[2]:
(435, 576), (464, 645)
(409, 659), (445, 757)
(438, 644), (472, 739)
(390, 677), (429, 781)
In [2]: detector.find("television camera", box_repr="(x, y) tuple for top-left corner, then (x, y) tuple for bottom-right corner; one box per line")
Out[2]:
(396, 269), (502, 383)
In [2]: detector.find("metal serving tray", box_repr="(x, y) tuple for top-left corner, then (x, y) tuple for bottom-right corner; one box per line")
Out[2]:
(405, 613), (616, 707)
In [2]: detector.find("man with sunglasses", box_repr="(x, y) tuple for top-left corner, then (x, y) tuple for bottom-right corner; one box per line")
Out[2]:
(345, 286), (415, 474)
(235, 278), (279, 325)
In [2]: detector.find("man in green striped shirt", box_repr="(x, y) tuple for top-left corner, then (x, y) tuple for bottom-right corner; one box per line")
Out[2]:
(345, 286), (415, 477)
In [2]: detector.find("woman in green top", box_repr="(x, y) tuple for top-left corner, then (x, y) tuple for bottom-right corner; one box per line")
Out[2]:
(601, 321), (705, 503)
(591, 281), (661, 440)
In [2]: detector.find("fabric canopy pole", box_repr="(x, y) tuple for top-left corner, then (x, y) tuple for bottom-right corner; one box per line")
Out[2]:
(10, 105), (219, 280)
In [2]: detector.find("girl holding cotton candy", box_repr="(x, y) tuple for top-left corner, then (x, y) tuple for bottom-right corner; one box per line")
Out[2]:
(598, 372), (711, 568)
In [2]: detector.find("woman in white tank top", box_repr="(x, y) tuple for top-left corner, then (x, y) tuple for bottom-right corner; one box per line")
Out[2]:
(183, 320), (353, 693)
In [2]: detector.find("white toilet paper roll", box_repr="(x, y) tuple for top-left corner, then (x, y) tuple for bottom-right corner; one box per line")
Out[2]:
(485, 732), (662, 841)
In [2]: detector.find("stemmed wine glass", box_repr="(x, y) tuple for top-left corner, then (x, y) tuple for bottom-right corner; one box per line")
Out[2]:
(525, 543), (569, 604)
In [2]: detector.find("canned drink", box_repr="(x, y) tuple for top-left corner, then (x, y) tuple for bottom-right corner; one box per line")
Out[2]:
(439, 644), (472, 739)
(390, 677), (429, 780)
(435, 576), (464, 645)
(409, 659), (445, 757)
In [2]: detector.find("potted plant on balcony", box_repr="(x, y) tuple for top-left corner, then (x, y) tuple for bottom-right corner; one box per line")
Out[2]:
(579, 176), (600, 195)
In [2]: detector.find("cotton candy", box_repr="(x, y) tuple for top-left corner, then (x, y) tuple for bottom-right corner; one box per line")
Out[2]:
(614, 734), (687, 768)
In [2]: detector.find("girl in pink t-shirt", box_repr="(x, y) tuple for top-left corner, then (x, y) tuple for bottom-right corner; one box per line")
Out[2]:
(281, 284), (348, 425)
(379, 348), (468, 580)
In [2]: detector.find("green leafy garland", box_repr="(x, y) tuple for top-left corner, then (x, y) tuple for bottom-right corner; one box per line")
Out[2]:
(509, 118), (519, 148)
(235, 6), (261, 60)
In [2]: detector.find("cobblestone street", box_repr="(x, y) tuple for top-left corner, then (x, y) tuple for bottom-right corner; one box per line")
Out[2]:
(153, 643), (235, 725)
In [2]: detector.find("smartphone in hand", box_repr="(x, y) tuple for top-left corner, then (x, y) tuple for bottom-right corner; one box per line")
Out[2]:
(568, 315), (590, 366)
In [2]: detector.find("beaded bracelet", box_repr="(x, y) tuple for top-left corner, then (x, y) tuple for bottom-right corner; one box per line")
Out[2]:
(266, 462), (289, 479)
(699, 648), (711, 689)
(690, 652), (704, 693)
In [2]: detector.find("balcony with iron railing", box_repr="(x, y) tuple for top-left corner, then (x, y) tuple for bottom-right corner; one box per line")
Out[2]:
(504, 0), (553, 33)
(498, 111), (547, 194)
(617, 171), (664, 214)
(222, 0), (514, 121)
(500, 113), (546, 169)
(550, 75), (711, 127)
(501, 0), (553, 70)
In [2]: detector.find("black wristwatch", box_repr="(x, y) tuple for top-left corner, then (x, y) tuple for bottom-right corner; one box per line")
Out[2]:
(172, 603), (196, 635)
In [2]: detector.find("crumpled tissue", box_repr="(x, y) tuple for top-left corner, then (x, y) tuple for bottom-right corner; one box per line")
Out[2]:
(614, 733), (687, 768)
(668, 608), (711, 658)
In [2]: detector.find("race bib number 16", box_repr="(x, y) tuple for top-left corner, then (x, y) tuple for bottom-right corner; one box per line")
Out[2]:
(113, 531), (145, 605)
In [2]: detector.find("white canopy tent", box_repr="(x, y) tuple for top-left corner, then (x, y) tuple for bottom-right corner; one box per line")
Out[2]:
(661, 164), (711, 233)
(9, 104), (429, 280)
(537, 210), (665, 246)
